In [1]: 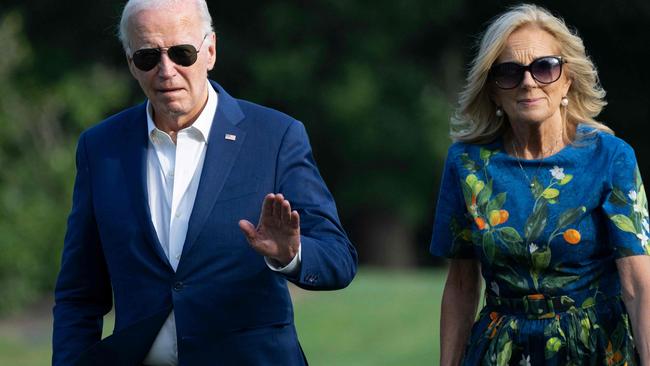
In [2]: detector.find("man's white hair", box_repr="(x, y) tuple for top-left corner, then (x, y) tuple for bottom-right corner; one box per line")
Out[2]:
(117, 0), (214, 54)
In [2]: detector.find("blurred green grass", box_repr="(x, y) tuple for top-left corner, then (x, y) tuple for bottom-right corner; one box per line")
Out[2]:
(0, 267), (446, 365)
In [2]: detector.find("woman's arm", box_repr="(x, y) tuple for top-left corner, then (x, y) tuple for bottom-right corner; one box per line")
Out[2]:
(440, 258), (482, 366)
(617, 254), (650, 364)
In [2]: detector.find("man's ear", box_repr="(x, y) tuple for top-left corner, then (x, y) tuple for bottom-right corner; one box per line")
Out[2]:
(207, 32), (217, 71)
(127, 55), (138, 78)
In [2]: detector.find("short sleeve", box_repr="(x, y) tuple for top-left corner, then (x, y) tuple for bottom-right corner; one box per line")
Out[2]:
(602, 142), (649, 258)
(430, 148), (475, 259)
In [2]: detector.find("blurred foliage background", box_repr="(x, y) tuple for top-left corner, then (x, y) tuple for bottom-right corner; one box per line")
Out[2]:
(0, 1), (648, 361)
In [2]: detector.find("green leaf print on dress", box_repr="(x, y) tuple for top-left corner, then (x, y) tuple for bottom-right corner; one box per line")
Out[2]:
(455, 151), (586, 292)
(608, 167), (650, 255)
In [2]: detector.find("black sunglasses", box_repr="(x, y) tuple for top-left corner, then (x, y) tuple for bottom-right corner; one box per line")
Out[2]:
(490, 56), (566, 89)
(130, 34), (208, 72)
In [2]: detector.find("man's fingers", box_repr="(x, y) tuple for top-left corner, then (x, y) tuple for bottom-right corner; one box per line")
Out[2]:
(280, 200), (292, 225)
(272, 194), (284, 222)
(290, 210), (300, 229)
(239, 220), (273, 257)
(261, 194), (275, 222)
(238, 219), (257, 243)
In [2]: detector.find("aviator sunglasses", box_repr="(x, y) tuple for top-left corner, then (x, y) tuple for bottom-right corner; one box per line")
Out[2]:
(490, 56), (566, 89)
(130, 34), (208, 72)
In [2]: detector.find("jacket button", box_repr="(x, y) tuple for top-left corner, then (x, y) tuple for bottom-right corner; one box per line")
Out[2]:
(173, 281), (184, 291)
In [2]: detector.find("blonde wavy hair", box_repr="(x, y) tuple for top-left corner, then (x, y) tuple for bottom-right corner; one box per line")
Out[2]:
(451, 3), (611, 143)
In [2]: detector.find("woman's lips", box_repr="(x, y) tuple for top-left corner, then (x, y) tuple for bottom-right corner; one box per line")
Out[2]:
(517, 97), (543, 106)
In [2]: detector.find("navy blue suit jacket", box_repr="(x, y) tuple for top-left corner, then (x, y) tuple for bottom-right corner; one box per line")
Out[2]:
(52, 81), (357, 365)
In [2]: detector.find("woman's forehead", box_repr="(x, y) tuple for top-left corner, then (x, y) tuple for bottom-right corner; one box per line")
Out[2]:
(497, 25), (560, 63)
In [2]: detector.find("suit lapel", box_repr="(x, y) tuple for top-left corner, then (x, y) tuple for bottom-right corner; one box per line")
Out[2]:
(180, 82), (246, 261)
(120, 105), (173, 270)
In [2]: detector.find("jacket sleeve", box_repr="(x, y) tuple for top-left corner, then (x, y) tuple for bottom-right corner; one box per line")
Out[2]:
(274, 120), (358, 290)
(52, 132), (113, 366)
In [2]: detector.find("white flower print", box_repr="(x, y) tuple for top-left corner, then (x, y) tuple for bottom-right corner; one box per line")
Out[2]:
(490, 281), (500, 296)
(628, 190), (638, 201)
(529, 243), (538, 254)
(550, 166), (565, 180)
(643, 218), (649, 233)
(634, 203), (644, 214)
(519, 354), (531, 366)
(638, 232), (649, 245)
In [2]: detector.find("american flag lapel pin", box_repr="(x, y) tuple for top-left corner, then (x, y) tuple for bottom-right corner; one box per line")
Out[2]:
(225, 134), (237, 141)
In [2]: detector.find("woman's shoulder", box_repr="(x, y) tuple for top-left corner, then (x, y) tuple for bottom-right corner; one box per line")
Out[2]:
(445, 140), (504, 176)
(448, 138), (502, 155)
(576, 124), (635, 157)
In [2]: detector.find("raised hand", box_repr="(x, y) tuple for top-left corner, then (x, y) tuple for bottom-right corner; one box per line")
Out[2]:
(238, 193), (301, 266)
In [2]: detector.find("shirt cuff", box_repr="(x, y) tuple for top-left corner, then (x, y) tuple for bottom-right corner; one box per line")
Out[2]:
(264, 243), (301, 275)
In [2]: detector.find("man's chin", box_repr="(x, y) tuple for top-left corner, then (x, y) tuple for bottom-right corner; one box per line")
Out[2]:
(152, 101), (187, 117)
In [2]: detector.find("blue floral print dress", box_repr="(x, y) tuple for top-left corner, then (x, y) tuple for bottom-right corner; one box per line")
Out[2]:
(430, 126), (648, 366)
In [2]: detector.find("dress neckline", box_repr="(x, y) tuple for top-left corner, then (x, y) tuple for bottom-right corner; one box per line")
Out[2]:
(492, 124), (592, 163)
(495, 137), (574, 163)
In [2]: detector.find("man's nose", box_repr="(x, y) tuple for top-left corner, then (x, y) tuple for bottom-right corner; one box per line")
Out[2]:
(157, 52), (177, 78)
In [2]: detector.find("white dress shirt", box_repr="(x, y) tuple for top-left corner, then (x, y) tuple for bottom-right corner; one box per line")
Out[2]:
(142, 83), (300, 366)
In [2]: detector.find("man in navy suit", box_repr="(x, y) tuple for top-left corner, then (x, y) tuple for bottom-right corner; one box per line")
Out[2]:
(52, 0), (357, 365)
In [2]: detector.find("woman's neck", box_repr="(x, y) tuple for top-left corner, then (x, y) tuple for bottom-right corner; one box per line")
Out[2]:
(506, 118), (567, 159)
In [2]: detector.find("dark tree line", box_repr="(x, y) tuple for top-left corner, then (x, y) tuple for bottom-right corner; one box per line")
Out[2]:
(0, 0), (648, 313)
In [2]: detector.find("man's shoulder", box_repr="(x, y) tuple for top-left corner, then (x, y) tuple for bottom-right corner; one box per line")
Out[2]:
(211, 81), (301, 136)
(81, 103), (146, 141)
(236, 98), (300, 131)
(237, 98), (295, 122)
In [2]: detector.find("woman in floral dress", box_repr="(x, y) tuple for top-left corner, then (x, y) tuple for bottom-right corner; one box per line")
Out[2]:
(430, 4), (650, 365)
